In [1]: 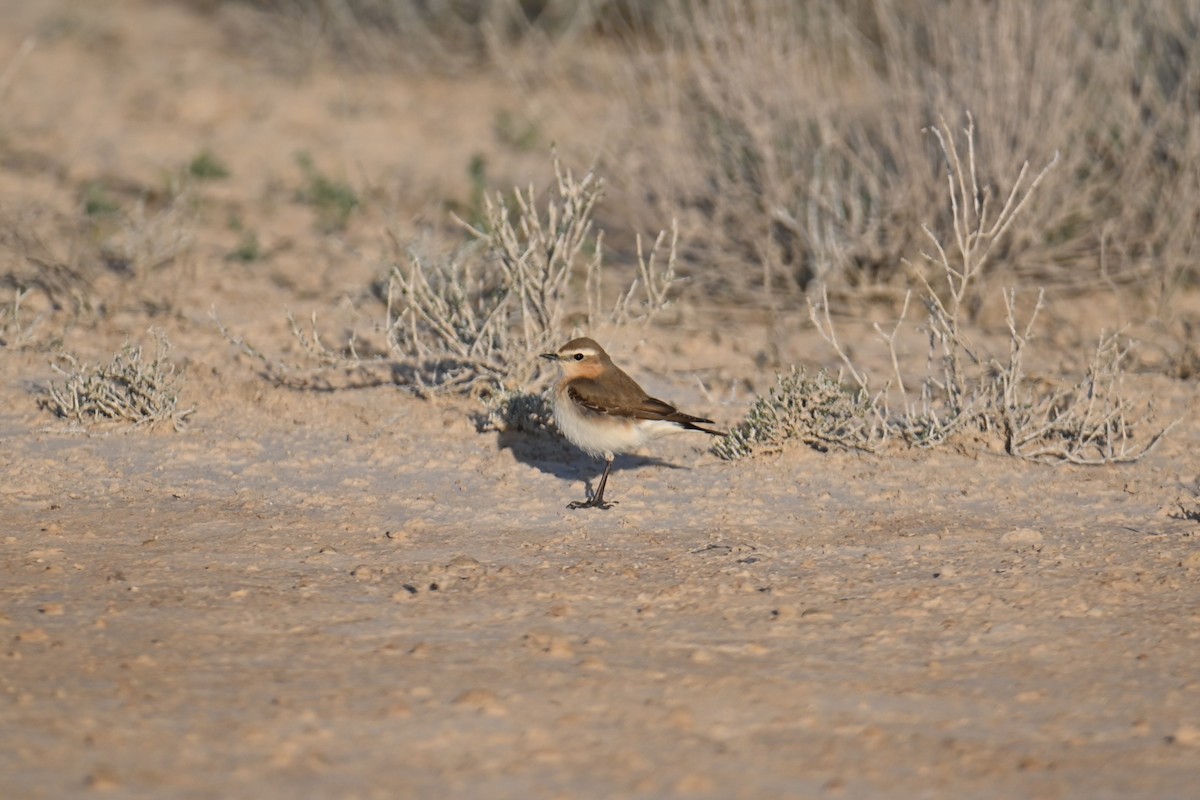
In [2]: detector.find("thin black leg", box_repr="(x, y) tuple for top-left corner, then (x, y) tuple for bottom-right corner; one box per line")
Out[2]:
(568, 457), (616, 510)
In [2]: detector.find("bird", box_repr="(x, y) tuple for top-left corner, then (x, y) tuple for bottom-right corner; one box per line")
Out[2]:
(540, 337), (726, 509)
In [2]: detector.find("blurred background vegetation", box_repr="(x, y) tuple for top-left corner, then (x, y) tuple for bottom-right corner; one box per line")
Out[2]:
(182, 0), (1199, 313)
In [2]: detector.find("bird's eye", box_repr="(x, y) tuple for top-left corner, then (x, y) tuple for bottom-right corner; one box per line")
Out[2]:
(573, 353), (585, 361)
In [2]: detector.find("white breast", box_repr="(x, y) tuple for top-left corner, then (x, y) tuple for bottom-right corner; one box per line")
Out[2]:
(553, 388), (685, 459)
(553, 394), (640, 458)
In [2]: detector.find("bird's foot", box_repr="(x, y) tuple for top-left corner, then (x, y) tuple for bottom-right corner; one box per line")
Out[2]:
(567, 496), (616, 510)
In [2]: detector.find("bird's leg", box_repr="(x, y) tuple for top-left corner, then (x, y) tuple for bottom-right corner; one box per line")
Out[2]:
(592, 456), (614, 505)
(568, 456), (616, 510)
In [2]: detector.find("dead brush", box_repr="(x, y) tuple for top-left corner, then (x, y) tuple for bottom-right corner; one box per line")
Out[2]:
(792, 114), (1176, 464)
(216, 154), (679, 434)
(385, 154), (678, 396)
(99, 193), (196, 281)
(0, 287), (42, 348)
(0, 208), (98, 316)
(614, 0), (1200, 308)
(40, 333), (194, 430)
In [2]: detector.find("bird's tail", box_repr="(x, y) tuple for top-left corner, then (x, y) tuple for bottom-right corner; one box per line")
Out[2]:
(671, 414), (728, 437)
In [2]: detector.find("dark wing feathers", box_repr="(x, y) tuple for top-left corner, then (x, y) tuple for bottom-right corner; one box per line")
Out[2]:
(567, 377), (726, 436)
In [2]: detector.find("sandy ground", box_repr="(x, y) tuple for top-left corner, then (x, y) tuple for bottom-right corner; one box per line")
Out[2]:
(2, 2), (1200, 798)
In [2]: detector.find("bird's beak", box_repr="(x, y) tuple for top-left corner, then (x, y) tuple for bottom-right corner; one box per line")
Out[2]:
(540, 352), (559, 361)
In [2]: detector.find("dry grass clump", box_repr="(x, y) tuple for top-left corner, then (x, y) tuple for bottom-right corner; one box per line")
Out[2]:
(613, 0), (1200, 307)
(729, 117), (1175, 465)
(40, 333), (194, 430)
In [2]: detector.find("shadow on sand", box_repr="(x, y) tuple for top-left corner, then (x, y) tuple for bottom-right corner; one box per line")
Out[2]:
(494, 429), (686, 497)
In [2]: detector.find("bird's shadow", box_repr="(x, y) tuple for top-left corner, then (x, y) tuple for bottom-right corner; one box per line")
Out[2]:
(495, 429), (686, 485)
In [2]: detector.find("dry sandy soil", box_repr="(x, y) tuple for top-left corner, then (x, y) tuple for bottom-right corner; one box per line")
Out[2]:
(2, 2), (1200, 798)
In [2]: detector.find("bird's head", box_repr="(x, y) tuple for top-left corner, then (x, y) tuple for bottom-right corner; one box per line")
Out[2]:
(540, 337), (610, 378)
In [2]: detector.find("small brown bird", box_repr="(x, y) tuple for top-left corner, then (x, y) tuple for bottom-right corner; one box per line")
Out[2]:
(540, 337), (725, 509)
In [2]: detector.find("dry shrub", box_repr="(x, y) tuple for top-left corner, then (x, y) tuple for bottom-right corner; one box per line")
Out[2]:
(40, 333), (195, 430)
(611, 0), (1200, 307)
(472, 386), (555, 434)
(0, 185), (197, 325)
(223, 155), (679, 409)
(98, 193), (197, 292)
(0, 209), (98, 316)
(0, 288), (42, 348)
(713, 366), (884, 460)
(795, 117), (1176, 465)
(202, 0), (613, 73)
(725, 116), (1174, 464)
(383, 156), (676, 395)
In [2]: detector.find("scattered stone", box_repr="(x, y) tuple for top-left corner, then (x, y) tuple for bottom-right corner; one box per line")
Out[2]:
(392, 585), (419, 601)
(1167, 724), (1200, 747)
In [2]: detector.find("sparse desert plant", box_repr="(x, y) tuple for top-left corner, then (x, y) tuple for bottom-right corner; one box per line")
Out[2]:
(613, 0), (1200, 306)
(1, 189), (196, 324)
(295, 152), (359, 232)
(188, 149), (231, 180)
(494, 110), (541, 152)
(799, 115), (1175, 465)
(984, 309), (1171, 464)
(230, 230), (261, 262)
(0, 287), (41, 348)
(381, 154), (678, 395)
(99, 193), (196, 280)
(40, 332), (195, 430)
(713, 366), (884, 460)
(219, 154), (679, 410)
(83, 182), (120, 217)
(209, 0), (615, 72)
(473, 386), (555, 434)
(1, 208), (99, 315)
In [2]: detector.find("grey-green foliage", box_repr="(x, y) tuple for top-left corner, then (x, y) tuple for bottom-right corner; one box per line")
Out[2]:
(40, 334), (194, 430)
(473, 388), (555, 434)
(713, 367), (883, 460)
(295, 152), (358, 232)
(188, 150), (230, 180)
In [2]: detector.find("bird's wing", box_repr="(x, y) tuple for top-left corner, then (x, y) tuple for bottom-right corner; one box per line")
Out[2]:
(568, 377), (724, 435)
